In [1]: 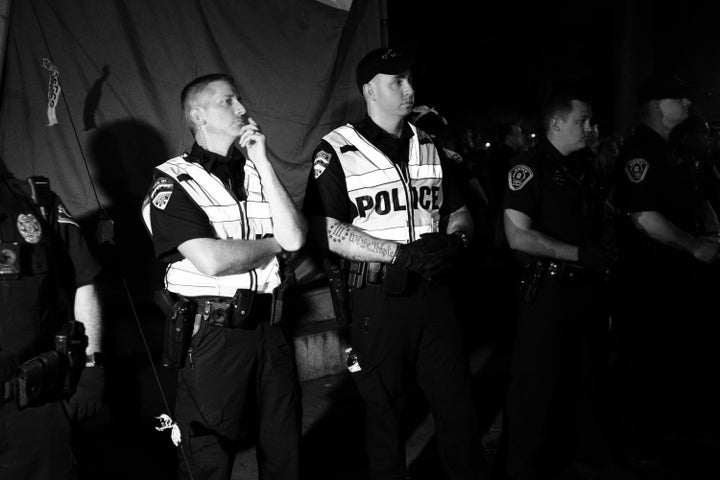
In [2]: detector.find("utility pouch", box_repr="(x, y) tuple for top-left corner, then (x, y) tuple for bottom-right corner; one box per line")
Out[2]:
(0, 242), (21, 279)
(161, 297), (197, 369)
(381, 262), (408, 296)
(347, 261), (367, 289)
(228, 288), (254, 328)
(16, 350), (67, 408)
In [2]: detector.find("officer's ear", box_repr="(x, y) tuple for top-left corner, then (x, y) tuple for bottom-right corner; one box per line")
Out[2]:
(550, 115), (563, 132)
(363, 82), (375, 101)
(189, 107), (206, 127)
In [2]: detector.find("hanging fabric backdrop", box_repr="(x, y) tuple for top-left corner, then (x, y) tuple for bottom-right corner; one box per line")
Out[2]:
(0, 0), (381, 213)
(0, 0), (382, 293)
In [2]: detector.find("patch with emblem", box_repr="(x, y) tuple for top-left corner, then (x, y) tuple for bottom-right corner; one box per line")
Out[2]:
(508, 164), (534, 191)
(150, 177), (174, 210)
(624, 158), (649, 184)
(17, 213), (42, 244)
(313, 150), (332, 179)
(56, 202), (79, 227)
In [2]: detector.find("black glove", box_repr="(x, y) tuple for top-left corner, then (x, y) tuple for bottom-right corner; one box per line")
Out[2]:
(393, 240), (446, 277)
(578, 241), (616, 269)
(67, 366), (104, 420)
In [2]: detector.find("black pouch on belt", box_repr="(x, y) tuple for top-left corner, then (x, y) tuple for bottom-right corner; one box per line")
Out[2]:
(228, 288), (255, 328)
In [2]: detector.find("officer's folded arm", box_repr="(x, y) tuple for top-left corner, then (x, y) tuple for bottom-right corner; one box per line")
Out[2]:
(178, 236), (283, 276)
(504, 208), (579, 262)
(630, 210), (719, 263)
(309, 215), (398, 263)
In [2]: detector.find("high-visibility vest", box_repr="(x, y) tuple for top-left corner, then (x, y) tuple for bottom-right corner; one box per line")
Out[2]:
(142, 154), (280, 296)
(323, 123), (443, 242)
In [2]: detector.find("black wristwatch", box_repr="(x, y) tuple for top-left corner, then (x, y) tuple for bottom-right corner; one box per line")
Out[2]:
(85, 352), (105, 368)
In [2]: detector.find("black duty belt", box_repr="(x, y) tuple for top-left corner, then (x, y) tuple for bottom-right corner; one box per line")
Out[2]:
(194, 293), (273, 328)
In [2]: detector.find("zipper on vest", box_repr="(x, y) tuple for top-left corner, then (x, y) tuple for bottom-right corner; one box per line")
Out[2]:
(393, 163), (416, 241)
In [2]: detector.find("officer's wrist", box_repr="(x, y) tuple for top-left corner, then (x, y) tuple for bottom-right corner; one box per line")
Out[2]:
(85, 352), (105, 368)
(390, 244), (402, 264)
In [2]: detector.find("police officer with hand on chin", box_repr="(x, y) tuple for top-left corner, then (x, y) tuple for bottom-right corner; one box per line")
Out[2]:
(0, 159), (104, 479)
(142, 74), (306, 480)
(503, 91), (619, 480)
(303, 48), (484, 480)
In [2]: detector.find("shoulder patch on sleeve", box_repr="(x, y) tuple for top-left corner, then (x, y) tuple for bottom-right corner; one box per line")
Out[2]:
(624, 158), (649, 184)
(56, 202), (79, 227)
(508, 164), (534, 191)
(313, 150), (332, 179)
(150, 177), (174, 210)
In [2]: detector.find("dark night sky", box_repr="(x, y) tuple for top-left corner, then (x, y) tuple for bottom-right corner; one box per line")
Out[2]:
(386, 2), (720, 138)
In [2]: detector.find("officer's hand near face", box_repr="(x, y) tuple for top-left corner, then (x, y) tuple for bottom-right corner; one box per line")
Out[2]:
(238, 117), (267, 164)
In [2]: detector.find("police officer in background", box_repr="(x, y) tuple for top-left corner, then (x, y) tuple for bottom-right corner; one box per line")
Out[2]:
(612, 76), (720, 470)
(303, 48), (484, 480)
(142, 74), (306, 480)
(0, 159), (104, 479)
(503, 91), (619, 480)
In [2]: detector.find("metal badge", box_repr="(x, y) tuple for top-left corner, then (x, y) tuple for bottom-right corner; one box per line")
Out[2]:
(17, 213), (42, 244)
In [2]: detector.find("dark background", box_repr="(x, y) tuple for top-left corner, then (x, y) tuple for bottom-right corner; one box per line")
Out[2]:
(386, 1), (720, 139)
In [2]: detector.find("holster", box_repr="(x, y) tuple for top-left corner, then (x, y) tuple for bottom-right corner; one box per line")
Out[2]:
(161, 295), (197, 369)
(322, 256), (352, 326)
(519, 260), (546, 303)
(16, 350), (67, 408)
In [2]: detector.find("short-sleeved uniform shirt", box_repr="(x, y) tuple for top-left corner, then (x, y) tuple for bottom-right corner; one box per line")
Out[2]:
(149, 143), (247, 263)
(502, 138), (605, 249)
(0, 176), (100, 377)
(303, 116), (464, 224)
(614, 124), (710, 237)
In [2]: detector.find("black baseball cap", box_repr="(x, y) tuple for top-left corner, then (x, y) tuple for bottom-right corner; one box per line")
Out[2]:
(637, 75), (693, 104)
(356, 48), (416, 92)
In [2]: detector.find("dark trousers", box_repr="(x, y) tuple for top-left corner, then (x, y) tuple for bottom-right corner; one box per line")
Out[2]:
(614, 258), (720, 457)
(348, 281), (483, 480)
(506, 277), (610, 479)
(175, 319), (301, 480)
(0, 399), (72, 479)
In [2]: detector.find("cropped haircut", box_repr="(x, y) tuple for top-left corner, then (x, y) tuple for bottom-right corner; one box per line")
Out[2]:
(541, 91), (588, 133)
(180, 73), (237, 131)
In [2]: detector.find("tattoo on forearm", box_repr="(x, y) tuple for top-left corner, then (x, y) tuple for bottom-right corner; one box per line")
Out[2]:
(328, 223), (395, 258)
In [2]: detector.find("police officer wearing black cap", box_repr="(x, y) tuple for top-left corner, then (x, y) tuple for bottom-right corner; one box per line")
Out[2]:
(303, 48), (484, 480)
(0, 159), (104, 479)
(503, 91), (618, 480)
(612, 75), (720, 469)
(142, 74), (306, 480)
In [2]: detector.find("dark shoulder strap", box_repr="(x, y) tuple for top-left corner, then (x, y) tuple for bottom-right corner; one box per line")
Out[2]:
(26, 176), (52, 220)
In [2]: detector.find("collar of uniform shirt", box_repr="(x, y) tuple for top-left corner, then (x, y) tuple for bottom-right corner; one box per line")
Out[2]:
(189, 142), (247, 199)
(354, 115), (415, 165)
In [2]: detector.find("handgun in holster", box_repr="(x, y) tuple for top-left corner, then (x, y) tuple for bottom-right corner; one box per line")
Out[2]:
(519, 260), (547, 303)
(322, 256), (352, 326)
(161, 294), (197, 369)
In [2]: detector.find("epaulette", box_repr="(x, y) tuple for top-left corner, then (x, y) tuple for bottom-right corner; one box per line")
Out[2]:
(340, 145), (358, 153)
